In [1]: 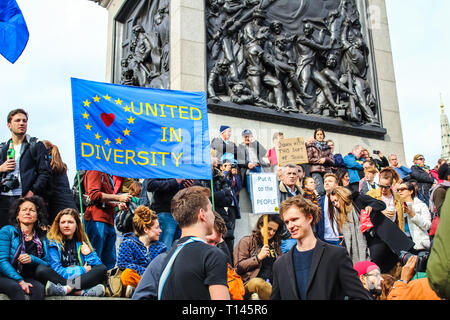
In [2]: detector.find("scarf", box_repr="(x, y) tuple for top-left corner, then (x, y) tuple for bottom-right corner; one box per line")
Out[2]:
(417, 163), (430, 173)
(303, 189), (320, 207)
(314, 140), (327, 151)
(16, 229), (43, 274)
(341, 207), (368, 264)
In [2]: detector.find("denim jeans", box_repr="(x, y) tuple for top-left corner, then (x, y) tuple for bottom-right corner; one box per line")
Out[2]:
(84, 220), (117, 270)
(158, 212), (180, 249)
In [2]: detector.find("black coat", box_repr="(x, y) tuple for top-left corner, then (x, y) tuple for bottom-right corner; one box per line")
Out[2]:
(411, 165), (435, 199)
(271, 239), (372, 300)
(47, 171), (77, 223)
(351, 191), (415, 273)
(146, 178), (183, 213)
(0, 137), (51, 197)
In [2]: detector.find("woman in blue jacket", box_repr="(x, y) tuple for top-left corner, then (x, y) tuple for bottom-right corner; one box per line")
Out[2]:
(44, 208), (107, 297)
(0, 196), (50, 300)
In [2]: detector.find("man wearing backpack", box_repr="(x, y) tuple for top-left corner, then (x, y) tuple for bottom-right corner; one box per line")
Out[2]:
(0, 109), (51, 228)
(83, 170), (132, 269)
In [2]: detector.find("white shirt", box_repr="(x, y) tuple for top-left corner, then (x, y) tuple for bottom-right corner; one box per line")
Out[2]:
(323, 196), (340, 241)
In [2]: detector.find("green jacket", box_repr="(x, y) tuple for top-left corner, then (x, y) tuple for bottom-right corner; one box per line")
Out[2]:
(427, 190), (450, 299)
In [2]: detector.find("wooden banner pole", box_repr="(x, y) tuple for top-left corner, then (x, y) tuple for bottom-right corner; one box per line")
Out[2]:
(263, 214), (268, 246)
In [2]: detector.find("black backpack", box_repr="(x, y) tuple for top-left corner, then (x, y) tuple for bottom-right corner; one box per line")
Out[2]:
(115, 200), (138, 233)
(71, 170), (94, 212)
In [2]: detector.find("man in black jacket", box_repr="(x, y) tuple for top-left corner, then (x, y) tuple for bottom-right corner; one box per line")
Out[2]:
(146, 178), (194, 248)
(0, 109), (51, 228)
(271, 195), (371, 300)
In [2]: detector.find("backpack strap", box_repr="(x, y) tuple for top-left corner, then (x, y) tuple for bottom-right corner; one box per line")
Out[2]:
(157, 237), (205, 300)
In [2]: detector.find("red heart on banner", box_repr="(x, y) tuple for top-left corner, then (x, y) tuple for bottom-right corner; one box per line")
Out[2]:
(100, 112), (115, 127)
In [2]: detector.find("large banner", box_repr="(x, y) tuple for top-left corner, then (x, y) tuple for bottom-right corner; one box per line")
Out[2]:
(71, 78), (212, 179)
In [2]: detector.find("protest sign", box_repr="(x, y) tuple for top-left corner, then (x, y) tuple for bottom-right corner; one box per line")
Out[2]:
(71, 78), (212, 180)
(276, 137), (308, 167)
(249, 172), (280, 215)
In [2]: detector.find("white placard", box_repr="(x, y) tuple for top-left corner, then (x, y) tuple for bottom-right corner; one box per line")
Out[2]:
(249, 173), (280, 215)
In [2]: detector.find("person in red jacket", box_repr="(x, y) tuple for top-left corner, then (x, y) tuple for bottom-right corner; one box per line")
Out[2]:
(83, 170), (131, 269)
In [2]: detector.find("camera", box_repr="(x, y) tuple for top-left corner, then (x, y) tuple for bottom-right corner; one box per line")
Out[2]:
(373, 150), (380, 155)
(399, 250), (430, 273)
(0, 173), (20, 192)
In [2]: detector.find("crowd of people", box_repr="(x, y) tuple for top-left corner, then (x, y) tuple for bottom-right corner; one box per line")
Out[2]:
(0, 108), (448, 301)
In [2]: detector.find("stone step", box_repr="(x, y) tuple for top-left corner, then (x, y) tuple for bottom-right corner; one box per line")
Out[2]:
(0, 293), (129, 300)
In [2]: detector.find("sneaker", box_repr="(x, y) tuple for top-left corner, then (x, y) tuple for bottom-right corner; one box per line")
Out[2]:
(82, 284), (105, 297)
(45, 281), (66, 296)
(125, 285), (135, 298)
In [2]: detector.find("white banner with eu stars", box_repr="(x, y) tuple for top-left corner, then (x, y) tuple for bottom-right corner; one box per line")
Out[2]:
(71, 77), (212, 179)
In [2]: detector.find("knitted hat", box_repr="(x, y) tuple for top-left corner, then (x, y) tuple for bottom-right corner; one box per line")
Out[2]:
(242, 129), (253, 136)
(220, 125), (230, 133)
(353, 261), (379, 277)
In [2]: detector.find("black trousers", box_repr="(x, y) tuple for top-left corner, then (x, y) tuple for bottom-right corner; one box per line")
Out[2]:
(34, 264), (107, 291)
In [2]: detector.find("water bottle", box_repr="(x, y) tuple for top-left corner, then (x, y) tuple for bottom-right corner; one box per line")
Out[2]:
(6, 142), (15, 160)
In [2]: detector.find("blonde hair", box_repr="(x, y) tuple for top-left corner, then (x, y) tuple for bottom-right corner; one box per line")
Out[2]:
(329, 186), (353, 231)
(133, 205), (158, 236)
(364, 167), (378, 174)
(47, 208), (93, 251)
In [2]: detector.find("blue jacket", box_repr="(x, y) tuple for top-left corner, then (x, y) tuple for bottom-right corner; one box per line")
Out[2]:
(343, 153), (364, 184)
(117, 233), (167, 276)
(393, 166), (411, 180)
(0, 225), (49, 282)
(47, 239), (103, 280)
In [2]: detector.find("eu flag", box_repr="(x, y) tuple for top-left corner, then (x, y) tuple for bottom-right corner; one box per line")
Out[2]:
(0, 0), (29, 63)
(71, 78), (213, 180)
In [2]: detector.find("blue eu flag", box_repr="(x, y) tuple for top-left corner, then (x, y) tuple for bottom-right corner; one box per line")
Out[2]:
(0, 0), (29, 63)
(71, 78), (213, 180)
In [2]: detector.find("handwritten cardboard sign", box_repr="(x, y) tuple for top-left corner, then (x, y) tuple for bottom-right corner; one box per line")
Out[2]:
(276, 137), (308, 167)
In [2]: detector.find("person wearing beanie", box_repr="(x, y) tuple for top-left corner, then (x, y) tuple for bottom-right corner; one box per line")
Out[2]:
(353, 261), (383, 298)
(211, 125), (237, 162)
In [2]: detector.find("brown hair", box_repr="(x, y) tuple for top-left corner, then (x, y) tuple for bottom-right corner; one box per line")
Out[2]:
(133, 205), (158, 236)
(128, 180), (142, 197)
(42, 140), (67, 174)
(252, 214), (284, 246)
(213, 211), (227, 237)
(47, 208), (93, 251)
(379, 167), (400, 184)
(279, 195), (321, 226)
(323, 173), (338, 183)
(171, 186), (211, 228)
(7, 108), (28, 123)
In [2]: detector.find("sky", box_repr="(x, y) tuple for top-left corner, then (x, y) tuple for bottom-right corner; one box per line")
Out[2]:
(0, 0), (447, 182)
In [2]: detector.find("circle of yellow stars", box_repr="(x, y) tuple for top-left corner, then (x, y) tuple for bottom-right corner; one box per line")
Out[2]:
(82, 94), (135, 146)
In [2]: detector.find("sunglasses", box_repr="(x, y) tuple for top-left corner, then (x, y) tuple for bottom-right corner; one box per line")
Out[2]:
(416, 157), (424, 161)
(397, 187), (408, 192)
(379, 185), (392, 189)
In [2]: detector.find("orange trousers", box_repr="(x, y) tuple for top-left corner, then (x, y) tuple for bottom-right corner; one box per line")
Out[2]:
(120, 268), (141, 288)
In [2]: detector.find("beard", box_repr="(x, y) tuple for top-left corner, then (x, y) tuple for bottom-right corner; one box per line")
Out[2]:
(367, 282), (382, 297)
